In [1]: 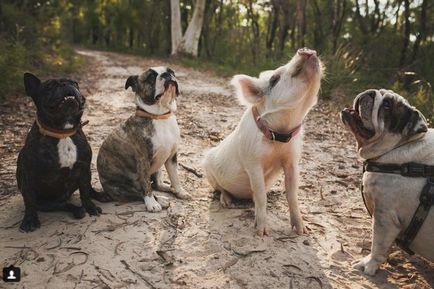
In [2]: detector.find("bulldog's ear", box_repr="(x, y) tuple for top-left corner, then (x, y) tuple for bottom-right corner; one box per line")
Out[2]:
(125, 75), (138, 92)
(23, 72), (41, 97)
(405, 108), (428, 137)
(231, 74), (264, 105)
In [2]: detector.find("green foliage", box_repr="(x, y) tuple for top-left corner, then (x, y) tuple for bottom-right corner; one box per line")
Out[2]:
(0, 1), (84, 100)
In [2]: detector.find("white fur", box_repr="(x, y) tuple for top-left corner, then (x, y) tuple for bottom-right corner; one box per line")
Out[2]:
(64, 122), (74, 129)
(203, 50), (323, 236)
(149, 115), (180, 174)
(144, 194), (162, 212)
(57, 137), (77, 169)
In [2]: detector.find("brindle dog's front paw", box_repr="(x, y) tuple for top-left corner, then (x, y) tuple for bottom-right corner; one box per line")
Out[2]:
(144, 195), (162, 212)
(20, 214), (41, 232)
(82, 200), (102, 216)
(90, 189), (113, 203)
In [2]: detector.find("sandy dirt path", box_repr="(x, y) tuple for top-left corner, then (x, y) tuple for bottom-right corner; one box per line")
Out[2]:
(0, 49), (433, 289)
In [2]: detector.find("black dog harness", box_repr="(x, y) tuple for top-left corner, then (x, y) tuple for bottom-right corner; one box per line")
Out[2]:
(362, 161), (434, 255)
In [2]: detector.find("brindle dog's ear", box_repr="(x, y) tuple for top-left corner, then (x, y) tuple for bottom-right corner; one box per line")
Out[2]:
(125, 75), (138, 92)
(405, 108), (428, 137)
(23, 72), (41, 97)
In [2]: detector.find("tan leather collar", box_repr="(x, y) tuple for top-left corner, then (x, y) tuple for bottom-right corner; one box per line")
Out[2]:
(36, 118), (88, 139)
(135, 107), (173, 120)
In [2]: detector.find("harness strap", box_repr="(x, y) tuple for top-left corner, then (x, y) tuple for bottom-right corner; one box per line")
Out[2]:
(364, 161), (434, 177)
(396, 177), (434, 255)
(362, 160), (434, 255)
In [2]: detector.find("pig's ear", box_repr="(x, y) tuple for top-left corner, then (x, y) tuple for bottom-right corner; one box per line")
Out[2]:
(231, 74), (264, 105)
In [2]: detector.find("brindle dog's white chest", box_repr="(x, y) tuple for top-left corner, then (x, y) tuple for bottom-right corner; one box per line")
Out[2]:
(149, 117), (180, 173)
(57, 137), (77, 169)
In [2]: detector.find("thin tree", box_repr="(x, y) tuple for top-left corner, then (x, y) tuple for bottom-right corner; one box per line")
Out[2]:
(171, 0), (207, 57)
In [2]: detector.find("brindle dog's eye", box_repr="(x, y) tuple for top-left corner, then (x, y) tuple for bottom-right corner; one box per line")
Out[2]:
(269, 74), (280, 88)
(167, 68), (175, 76)
(382, 99), (392, 111)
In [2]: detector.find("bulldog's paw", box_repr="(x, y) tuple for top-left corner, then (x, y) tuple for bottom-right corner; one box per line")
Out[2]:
(82, 200), (102, 216)
(290, 212), (307, 235)
(353, 254), (380, 276)
(155, 195), (170, 209)
(144, 195), (162, 212)
(173, 188), (191, 200)
(90, 189), (113, 203)
(20, 214), (41, 232)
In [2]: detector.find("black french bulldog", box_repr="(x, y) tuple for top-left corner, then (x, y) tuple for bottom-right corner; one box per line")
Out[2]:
(16, 73), (111, 232)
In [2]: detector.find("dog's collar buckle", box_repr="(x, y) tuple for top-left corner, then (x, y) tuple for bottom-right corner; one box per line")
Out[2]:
(401, 163), (426, 177)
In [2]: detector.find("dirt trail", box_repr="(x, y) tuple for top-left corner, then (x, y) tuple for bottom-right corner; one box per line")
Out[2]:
(0, 50), (432, 289)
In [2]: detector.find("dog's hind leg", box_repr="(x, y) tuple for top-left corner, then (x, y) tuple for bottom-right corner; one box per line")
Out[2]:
(89, 188), (113, 202)
(37, 201), (86, 219)
(151, 170), (171, 192)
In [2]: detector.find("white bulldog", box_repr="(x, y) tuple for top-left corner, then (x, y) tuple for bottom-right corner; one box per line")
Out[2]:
(203, 48), (323, 236)
(341, 89), (434, 275)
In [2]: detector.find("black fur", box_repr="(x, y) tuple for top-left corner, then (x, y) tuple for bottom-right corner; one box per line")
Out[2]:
(17, 73), (110, 232)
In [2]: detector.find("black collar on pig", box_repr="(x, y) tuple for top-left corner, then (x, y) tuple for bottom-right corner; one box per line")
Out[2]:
(252, 106), (301, 143)
(36, 118), (88, 139)
(361, 160), (434, 255)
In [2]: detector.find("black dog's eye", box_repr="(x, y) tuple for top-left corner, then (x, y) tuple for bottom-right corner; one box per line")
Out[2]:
(167, 68), (175, 76)
(269, 74), (280, 88)
(382, 99), (392, 111)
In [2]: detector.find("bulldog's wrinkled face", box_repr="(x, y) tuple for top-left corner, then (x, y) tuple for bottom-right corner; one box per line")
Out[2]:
(125, 67), (179, 109)
(341, 89), (428, 158)
(231, 48), (324, 108)
(23, 73), (85, 130)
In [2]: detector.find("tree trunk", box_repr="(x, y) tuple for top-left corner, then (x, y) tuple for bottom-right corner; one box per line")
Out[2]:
(171, 0), (206, 57)
(411, 0), (428, 62)
(181, 0), (206, 57)
(400, 0), (410, 67)
(296, 0), (306, 48)
(170, 0), (183, 55)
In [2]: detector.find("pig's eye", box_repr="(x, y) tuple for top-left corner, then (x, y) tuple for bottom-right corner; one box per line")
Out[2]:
(269, 74), (280, 88)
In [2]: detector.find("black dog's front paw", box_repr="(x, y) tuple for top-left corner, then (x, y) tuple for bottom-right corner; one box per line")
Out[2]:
(90, 189), (113, 203)
(82, 200), (102, 216)
(72, 206), (86, 219)
(20, 215), (41, 232)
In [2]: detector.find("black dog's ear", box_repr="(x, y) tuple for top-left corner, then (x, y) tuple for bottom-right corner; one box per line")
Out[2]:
(125, 75), (138, 92)
(405, 108), (428, 137)
(23, 72), (41, 97)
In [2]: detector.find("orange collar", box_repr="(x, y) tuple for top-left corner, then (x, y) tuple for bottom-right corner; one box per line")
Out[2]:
(36, 118), (88, 139)
(135, 107), (173, 120)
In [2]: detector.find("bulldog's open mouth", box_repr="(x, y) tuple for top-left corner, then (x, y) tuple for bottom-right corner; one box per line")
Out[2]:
(341, 106), (375, 140)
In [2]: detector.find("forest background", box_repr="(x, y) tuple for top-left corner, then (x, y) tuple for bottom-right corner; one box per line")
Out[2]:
(0, 0), (433, 122)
